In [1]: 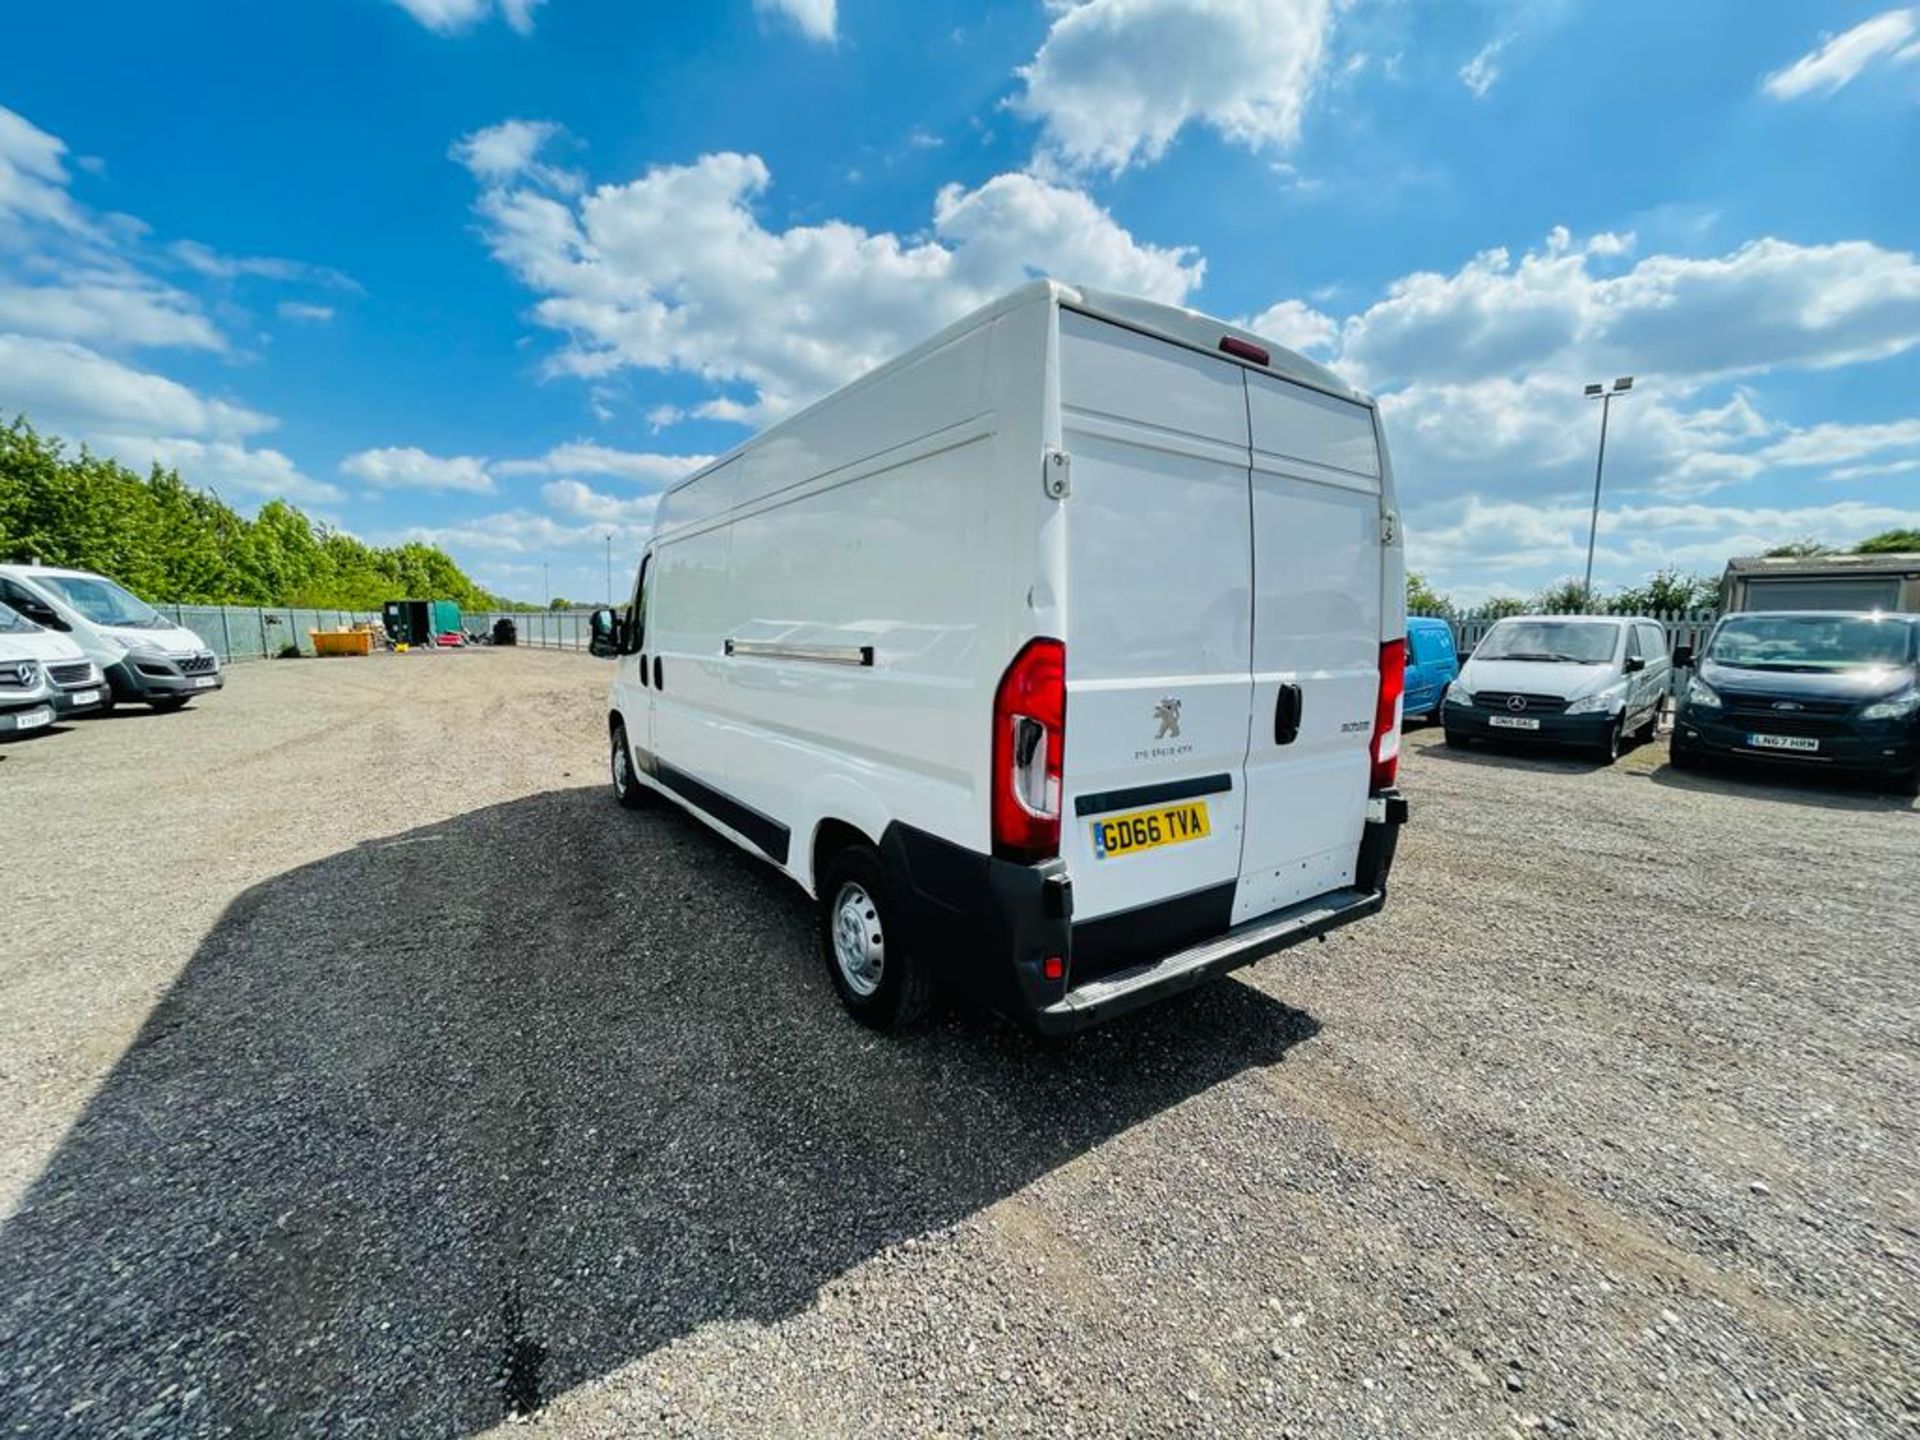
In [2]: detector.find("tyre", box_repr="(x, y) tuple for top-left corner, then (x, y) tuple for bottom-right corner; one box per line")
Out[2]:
(816, 844), (933, 1031)
(1669, 739), (1702, 772)
(148, 696), (190, 713)
(1891, 769), (1920, 800)
(1595, 718), (1623, 764)
(610, 719), (652, 809)
(1443, 729), (1470, 750)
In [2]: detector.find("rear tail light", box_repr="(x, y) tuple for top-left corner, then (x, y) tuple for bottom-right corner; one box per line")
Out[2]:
(992, 637), (1065, 863)
(1370, 638), (1406, 792)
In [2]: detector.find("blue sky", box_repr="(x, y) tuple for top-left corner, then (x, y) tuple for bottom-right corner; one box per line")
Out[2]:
(2, 0), (1917, 605)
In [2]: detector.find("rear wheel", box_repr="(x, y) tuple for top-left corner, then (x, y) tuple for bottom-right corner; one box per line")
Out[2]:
(609, 719), (652, 809)
(817, 845), (933, 1030)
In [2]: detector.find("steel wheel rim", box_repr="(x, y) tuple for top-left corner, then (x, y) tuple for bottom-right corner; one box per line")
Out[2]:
(831, 881), (885, 997)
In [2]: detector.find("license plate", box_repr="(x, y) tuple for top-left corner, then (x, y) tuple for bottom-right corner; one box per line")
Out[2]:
(1748, 733), (1818, 752)
(13, 706), (52, 731)
(1489, 715), (1541, 730)
(1091, 800), (1211, 860)
(71, 688), (100, 705)
(192, 676), (217, 689)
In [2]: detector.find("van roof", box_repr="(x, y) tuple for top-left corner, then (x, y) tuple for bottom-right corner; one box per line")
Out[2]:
(1491, 613), (1632, 625)
(661, 278), (1371, 500)
(0, 564), (98, 579)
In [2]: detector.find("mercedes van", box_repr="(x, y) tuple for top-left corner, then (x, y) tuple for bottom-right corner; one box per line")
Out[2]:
(0, 600), (106, 720)
(590, 280), (1409, 1033)
(1441, 614), (1669, 761)
(0, 565), (222, 710)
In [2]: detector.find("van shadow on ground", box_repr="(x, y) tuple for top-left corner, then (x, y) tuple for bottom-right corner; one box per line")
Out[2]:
(0, 788), (1317, 1437)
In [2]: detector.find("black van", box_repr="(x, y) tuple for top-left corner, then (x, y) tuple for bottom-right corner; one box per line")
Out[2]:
(1672, 610), (1920, 795)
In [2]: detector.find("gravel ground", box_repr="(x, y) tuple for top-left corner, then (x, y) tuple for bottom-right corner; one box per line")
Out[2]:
(1, 651), (1915, 1439)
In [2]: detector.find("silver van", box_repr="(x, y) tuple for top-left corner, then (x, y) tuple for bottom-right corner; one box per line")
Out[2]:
(1441, 615), (1671, 763)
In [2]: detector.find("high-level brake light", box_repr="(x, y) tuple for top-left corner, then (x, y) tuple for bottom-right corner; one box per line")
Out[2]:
(1219, 335), (1271, 366)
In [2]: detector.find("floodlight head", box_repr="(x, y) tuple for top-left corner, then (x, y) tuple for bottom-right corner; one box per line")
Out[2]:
(1584, 383), (1605, 397)
(1613, 376), (1634, 392)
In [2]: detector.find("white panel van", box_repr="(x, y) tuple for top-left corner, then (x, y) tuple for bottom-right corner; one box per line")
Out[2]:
(0, 565), (222, 710)
(591, 281), (1409, 1032)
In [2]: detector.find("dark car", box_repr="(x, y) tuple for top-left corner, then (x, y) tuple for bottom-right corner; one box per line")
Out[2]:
(1672, 610), (1920, 796)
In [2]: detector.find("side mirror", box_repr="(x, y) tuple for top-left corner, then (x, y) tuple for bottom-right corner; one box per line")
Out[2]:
(21, 602), (67, 631)
(1623, 655), (1646, 674)
(588, 607), (619, 659)
(1671, 645), (1694, 670)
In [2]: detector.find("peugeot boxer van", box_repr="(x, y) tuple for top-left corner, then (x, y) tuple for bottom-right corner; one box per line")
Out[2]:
(1441, 614), (1669, 762)
(0, 600), (107, 721)
(0, 565), (222, 710)
(589, 280), (1409, 1033)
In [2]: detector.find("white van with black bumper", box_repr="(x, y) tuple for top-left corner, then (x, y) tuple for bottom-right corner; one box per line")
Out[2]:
(591, 281), (1409, 1032)
(0, 565), (222, 711)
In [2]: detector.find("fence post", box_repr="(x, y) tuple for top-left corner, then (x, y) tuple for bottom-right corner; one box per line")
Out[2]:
(220, 607), (232, 663)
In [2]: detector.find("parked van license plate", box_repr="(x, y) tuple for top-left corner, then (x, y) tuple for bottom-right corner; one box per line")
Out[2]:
(1091, 801), (1210, 860)
(1489, 715), (1540, 730)
(1748, 733), (1819, 752)
(14, 706), (52, 731)
(192, 676), (217, 689)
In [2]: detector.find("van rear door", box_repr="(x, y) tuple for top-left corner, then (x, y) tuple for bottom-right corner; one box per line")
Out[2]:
(1056, 312), (1254, 951)
(1234, 373), (1383, 922)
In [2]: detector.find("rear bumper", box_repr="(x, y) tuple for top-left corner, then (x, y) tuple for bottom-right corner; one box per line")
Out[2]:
(1443, 701), (1611, 746)
(881, 792), (1405, 1033)
(1674, 711), (1917, 774)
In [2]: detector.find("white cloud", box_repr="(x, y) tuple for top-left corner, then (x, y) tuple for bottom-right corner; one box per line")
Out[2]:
(277, 301), (335, 323)
(1014, 0), (1336, 173)
(1762, 7), (1918, 100)
(1411, 497), (1920, 603)
(1458, 35), (1511, 99)
(494, 441), (711, 485)
(449, 119), (578, 191)
(96, 436), (343, 505)
(167, 239), (358, 292)
(0, 333), (269, 438)
(0, 105), (89, 239)
(1755, 418), (1920, 469)
(1244, 297), (1337, 354)
(387, 0), (541, 35)
(340, 446), (496, 493)
(540, 478), (662, 524)
(0, 278), (222, 349)
(1336, 227), (1920, 390)
(460, 128), (1203, 421)
(754, 0), (836, 43)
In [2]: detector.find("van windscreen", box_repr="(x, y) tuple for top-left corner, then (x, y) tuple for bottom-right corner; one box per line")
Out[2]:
(37, 574), (167, 628)
(1475, 621), (1618, 664)
(1706, 614), (1916, 671)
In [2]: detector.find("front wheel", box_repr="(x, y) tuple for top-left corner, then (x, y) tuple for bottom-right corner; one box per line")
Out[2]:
(1669, 740), (1702, 772)
(817, 846), (933, 1031)
(609, 720), (653, 809)
(1594, 717), (1624, 764)
(1443, 729), (1470, 750)
(1891, 769), (1920, 800)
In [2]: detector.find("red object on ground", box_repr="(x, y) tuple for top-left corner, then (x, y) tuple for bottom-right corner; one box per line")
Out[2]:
(435, 632), (464, 647)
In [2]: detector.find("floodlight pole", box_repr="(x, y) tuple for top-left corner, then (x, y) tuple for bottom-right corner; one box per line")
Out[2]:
(1582, 377), (1633, 604)
(605, 534), (613, 606)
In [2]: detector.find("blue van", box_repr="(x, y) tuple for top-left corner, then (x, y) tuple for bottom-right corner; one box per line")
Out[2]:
(1404, 616), (1460, 723)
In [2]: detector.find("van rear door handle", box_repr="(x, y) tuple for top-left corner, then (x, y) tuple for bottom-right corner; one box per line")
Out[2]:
(1274, 683), (1302, 745)
(653, 656), (663, 691)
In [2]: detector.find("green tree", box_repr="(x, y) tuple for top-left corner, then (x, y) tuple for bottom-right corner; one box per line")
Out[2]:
(1612, 567), (1717, 614)
(1532, 577), (1595, 614)
(0, 417), (515, 609)
(1406, 571), (1454, 616)
(1476, 595), (1529, 620)
(1854, 528), (1920, 554)
(1763, 538), (1834, 558)
(548, 596), (574, 611)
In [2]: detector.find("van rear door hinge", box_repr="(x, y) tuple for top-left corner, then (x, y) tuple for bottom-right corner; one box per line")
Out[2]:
(1380, 511), (1399, 545)
(1043, 449), (1071, 499)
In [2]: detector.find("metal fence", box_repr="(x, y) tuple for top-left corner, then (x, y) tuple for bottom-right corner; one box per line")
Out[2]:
(1424, 607), (1720, 659)
(157, 606), (383, 663)
(474, 611), (597, 651)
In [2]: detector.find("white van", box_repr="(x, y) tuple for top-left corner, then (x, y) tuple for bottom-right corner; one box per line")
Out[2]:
(1441, 614), (1670, 761)
(0, 565), (222, 710)
(590, 280), (1409, 1032)
(0, 600), (107, 723)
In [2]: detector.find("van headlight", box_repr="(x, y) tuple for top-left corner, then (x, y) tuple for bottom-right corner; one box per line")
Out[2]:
(1860, 689), (1919, 721)
(1444, 680), (1471, 705)
(1567, 685), (1624, 715)
(1685, 677), (1722, 710)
